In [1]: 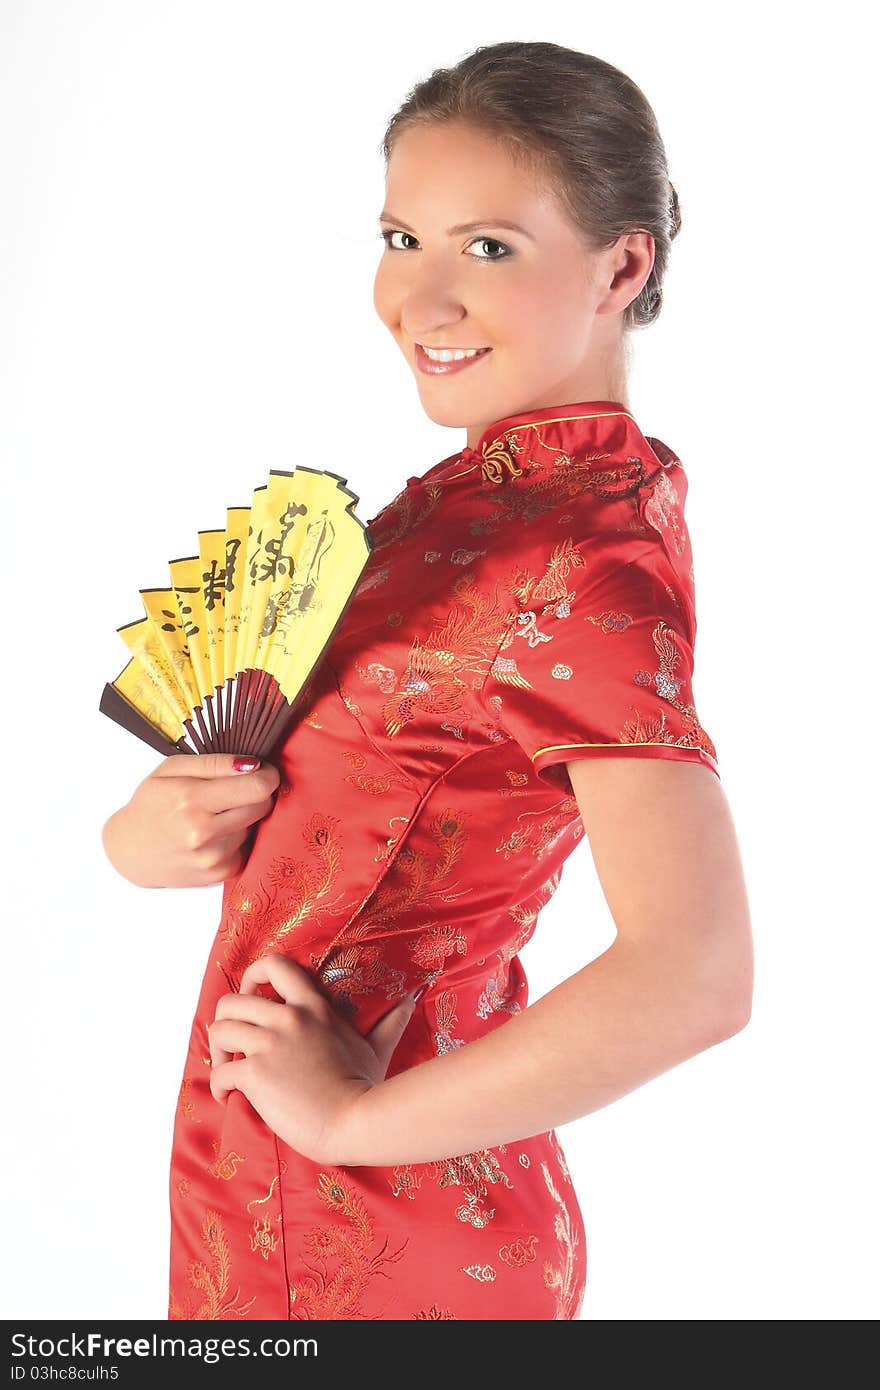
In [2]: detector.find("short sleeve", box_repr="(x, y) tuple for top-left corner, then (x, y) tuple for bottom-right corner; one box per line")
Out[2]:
(480, 524), (720, 796)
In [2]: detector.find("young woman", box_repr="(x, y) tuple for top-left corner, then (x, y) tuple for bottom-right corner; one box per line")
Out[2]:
(103, 40), (753, 1321)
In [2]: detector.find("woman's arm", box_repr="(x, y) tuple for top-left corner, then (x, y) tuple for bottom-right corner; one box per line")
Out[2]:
(333, 757), (753, 1166)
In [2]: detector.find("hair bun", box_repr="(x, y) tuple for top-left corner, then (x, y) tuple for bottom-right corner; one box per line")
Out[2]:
(668, 182), (681, 239)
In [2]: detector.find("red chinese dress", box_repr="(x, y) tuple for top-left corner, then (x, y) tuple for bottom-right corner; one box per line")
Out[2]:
(167, 400), (719, 1321)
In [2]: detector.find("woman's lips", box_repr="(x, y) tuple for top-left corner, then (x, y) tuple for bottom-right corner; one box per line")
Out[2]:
(415, 343), (492, 376)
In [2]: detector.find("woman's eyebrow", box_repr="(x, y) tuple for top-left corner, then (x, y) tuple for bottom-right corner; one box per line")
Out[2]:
(378, 212), (536, 241)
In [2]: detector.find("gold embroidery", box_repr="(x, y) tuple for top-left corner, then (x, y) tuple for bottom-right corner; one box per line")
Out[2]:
(643, 468), (686, 554)
(345, 771), (398, 794)
(228, 891), (254, 915)
(380, 570), (515, 738)
(318, 941), (404, 1014)
(176, 1077), (197, 1123)
(487, 531), (718, 769)
(373, 487), (445, 547)
(249, 1217), (278, 1260)
(219, 811), (348, 985)
(313, 812), (471, 979)
(540, 1161), (582, 1320)
(418, 409), (641, 496)
(433, 988), (464, 1054)
(456, 1191), (495, 1229)
(524, 535), (587, 613)
(246, 1170), (285, 1210)
(287, 1169), (409, 1320)
(168, 1209), (258, 1320)
(413, 1303), (458, 1318)
(245, 1172), (284, 1259)
(388, 1145), (515, 1230)
(477, 421), (651, 514)
(388, 1163), (424, 1200)
(461, 1263), (497, 1282)
(439, 1148), (514, 1229)
(498, 820), (530, 851)
(499, 1234), (539, 1267)
(208, 1145), (246, 1181)
(632, 620), (717, 760)
(496, 800), (576, 859)
(548, 1129), (572, 1183)
(480, 434), (524, 485)
(410, 922), (468, 973)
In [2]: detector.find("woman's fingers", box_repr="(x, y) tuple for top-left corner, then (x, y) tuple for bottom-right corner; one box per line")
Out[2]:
(207, 958), (335, 1111)
(213, 991), (285, 1029)
(196, 762), (281, 815)
(207, 1017), (265, 1070)
(209, 1056), (250, 1104)
(208, 793), (278, 836)
(239, 951), (320, 1006)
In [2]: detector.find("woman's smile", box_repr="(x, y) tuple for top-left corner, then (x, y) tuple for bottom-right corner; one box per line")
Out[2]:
(415, 342), (492, 375)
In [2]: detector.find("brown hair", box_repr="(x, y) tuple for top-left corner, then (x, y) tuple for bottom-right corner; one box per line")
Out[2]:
(379, 40), (681, 332)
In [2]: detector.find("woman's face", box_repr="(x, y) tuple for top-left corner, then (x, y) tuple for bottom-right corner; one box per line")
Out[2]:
(373, 121), (653, 448)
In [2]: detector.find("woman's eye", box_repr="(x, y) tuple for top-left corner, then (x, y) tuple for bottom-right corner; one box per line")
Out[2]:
(380, 229), (418, 251)
(379, 230), (511, 262)
(468, 237), (509, 261)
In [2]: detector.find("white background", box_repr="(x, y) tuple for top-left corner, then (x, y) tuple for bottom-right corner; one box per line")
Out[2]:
(1, 1), (876, 1321)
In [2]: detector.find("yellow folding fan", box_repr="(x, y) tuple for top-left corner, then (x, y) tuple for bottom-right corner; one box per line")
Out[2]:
(100, 466), (372, 760)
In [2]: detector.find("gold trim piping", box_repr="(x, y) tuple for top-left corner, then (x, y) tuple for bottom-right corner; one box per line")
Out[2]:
(428, 410), (638, 487)
(532, 739), (719, 764)
(493, 408), (635, 434)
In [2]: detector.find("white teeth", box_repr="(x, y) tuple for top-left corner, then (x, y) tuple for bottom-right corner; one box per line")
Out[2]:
(421, 345), (488, 362)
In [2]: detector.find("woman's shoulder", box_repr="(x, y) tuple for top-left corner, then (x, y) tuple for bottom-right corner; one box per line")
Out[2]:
(481, 427), (700, 624)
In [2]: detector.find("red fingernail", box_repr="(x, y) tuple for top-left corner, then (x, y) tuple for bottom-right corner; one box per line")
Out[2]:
(412, 984), (429, 1004)
(232, 756), (260, 772)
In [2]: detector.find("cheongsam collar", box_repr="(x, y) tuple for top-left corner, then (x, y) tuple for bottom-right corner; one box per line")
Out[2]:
(409, 399), (673, 493)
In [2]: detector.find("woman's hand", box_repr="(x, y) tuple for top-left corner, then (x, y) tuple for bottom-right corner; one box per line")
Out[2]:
(207, 952), (419, 1164)
(101, 752), (281, 889)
